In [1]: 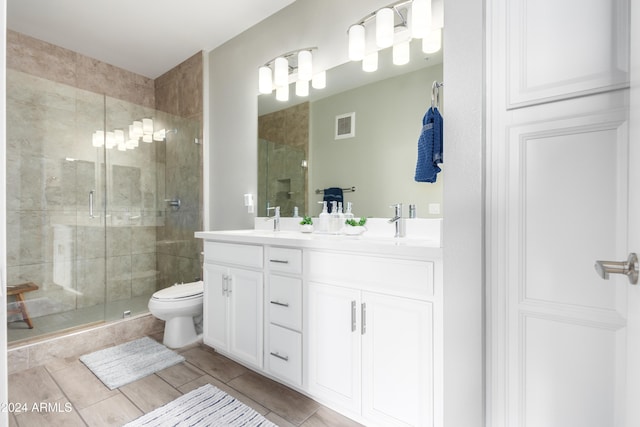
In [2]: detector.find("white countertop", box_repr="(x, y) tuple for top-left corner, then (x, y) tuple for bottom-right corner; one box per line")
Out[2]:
(196, 219), (442, 260)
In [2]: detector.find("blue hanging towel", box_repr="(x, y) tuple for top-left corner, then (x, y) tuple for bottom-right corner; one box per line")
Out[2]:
(323, 187), (343, 213)
(414, 106), (443, 183)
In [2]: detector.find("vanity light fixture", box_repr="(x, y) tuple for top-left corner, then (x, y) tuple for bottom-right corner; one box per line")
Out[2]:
(258, 47), (325, 102)
(347, 0), (442, 72)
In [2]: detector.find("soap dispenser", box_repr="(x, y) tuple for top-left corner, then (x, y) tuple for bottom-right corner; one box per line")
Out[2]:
(336, 202), (345, 233)
(318, 201), (330, 233)
(329, 201), (340, 233)
(344, 202), (355, 220)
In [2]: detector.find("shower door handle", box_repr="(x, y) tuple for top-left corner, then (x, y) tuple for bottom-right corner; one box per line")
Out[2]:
(89, 190), (95, 218)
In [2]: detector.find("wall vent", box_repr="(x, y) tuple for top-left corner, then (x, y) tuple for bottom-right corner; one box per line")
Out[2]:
(335, 112), (356, 140)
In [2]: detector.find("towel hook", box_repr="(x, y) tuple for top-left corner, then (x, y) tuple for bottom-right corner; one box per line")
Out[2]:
(431, 81), (443, 109)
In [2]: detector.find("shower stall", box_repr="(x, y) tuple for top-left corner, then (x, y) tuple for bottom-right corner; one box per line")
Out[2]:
(6, 69), (202, 344)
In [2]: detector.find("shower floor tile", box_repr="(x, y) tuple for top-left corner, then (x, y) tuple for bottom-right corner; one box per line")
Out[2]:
(8, 340), (365, 427)
(8, 293), (153, 345)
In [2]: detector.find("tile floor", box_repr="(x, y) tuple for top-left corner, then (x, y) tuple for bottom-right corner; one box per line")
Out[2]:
(8, 336), (363, 427)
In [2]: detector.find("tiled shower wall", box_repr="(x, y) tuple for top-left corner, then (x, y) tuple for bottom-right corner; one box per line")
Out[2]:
(6, 31), (203, 315)
(155, 53), (204, 286)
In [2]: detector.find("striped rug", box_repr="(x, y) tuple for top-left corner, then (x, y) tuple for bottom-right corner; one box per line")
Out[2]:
(80, 337), (185, 390)
(124, 384), (278, 427)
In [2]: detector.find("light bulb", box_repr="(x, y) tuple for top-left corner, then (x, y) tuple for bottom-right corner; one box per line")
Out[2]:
(411, 0), (432, 39)
(132, 121), (143, 138)
(105, 131), (116, 149)
(393, 40), (411, 65)
(92, 131), (104, 147)
(296, 79), (309, 97)
(362, 51), (378, 72)
(143, 134), (153, 143)
(276, 84), (289, 102)
(348, 24), (366, 61)
(258, 66), (273, 94)
(142, 118), (153, 135)
(422, 28), (442, 53)
(297, 50), (313, 81)
(376, 8), (394, 49)
(274, 57), (289, 87)
(312, 71), (326, 89)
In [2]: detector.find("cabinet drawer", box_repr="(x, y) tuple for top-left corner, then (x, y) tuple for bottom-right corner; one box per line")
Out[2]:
(267, 247), (302, 274)
(306, 251), (434, 299)
(269, 275), (302, 331)
(204, 241), (263, 268)
(268, 324), (302, 386)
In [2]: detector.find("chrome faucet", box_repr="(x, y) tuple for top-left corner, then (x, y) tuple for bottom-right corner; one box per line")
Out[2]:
(388, 203), (406, 238)
(266, 206), (281, 231)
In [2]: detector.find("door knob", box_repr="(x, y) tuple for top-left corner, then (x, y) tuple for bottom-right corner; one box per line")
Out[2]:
(594, 253), (638, 285)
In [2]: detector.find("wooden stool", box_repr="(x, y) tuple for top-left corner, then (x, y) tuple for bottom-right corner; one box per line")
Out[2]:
(7, 282), (39, 329)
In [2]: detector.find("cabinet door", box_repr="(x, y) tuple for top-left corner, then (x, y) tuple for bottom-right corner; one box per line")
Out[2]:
(362, 292), (433, 427)
(307, 282), (361, 412)
(203, 263), (229, 351)
(228, 267), (264, 368)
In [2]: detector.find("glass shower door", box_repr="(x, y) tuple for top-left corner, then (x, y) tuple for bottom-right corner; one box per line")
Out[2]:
(6, 70), (108, 342)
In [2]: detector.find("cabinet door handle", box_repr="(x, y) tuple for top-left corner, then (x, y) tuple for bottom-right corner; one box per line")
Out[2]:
(270, 300), (289, 307)
(222, 275), (228, 296)
(361, 302), (367, 335)
(270, 352), (289, 362)
(269, 259), (289, 264)
(351, 300), (357, 332)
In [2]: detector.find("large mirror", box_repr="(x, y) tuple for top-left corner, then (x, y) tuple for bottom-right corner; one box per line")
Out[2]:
(258, 43), (443, 218)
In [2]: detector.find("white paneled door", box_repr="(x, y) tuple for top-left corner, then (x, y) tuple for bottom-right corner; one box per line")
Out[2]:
(625, 2), (640, 424)
(489, 0), (638, 426)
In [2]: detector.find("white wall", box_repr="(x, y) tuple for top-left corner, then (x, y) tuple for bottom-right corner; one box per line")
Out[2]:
(1, 0), (9, 422)
(442, 0), (485, 426)
(206, 0), (486, 425)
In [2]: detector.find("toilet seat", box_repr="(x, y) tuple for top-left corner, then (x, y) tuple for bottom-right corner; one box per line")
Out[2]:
(151, 281), (203, 301)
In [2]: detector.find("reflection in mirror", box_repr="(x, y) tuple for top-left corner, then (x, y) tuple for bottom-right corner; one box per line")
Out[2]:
(258, 43), (443, 218)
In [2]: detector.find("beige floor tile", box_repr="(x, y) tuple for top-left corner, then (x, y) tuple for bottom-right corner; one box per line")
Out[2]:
(119, 374), (182, 413)
(300, 406), (364, 427)
(181, 346), (248, 382)
(49, 360), (119, 410)
(8, 365), (65, 406)
(78, 394), (142, 427)
(228, 371), (321, 425)
(13, 397), (85, 427)
(155, 361), (205, 388)
(265, 411), (298, 427)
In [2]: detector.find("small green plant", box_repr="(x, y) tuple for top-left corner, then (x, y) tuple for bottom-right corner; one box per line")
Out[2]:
(300, 216), (313, 225)
(345, 217), (367, 227)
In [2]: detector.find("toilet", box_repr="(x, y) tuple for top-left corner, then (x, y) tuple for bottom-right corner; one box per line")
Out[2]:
(148, 281), (204, 349)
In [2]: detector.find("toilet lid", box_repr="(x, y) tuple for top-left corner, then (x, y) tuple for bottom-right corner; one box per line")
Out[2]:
(152, 281), (203, 300)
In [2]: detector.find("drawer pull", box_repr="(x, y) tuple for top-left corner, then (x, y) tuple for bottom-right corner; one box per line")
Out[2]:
(270, 352), (289, 362)
(269, 259), (290, 264)
(270, 300), (290, 307)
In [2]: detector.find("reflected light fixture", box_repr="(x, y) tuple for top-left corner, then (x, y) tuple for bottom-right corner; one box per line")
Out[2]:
(258, 47), (326, 102)
(92, 118), (173, 151)
(347, 0), (443, 73)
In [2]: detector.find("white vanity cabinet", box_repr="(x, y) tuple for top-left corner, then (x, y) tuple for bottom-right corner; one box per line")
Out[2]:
(306, 250), (439, 427)
(203, 241), (264, 369)
(196, 228), (442, 427)
(265, 246), (303, 386)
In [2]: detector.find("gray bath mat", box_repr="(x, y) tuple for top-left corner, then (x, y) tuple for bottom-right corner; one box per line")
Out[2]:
(124, 384), (277, 427)
(80, 336), (185, 390)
